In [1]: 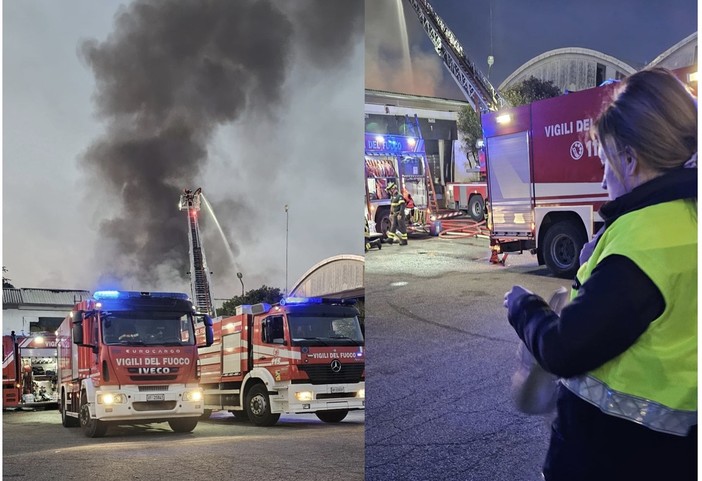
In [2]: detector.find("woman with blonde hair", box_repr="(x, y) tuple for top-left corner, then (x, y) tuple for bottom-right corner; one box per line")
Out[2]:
(505, 68), (697, 480)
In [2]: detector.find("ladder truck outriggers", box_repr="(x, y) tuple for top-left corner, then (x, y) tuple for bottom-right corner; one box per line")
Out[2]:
(180, 188), (365, 425)
(56, 290), (214, 437)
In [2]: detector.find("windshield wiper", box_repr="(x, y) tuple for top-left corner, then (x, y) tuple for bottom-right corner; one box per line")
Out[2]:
(297, 337), (329, 346)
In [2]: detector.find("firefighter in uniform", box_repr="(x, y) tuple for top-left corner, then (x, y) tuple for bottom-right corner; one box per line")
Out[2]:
(386, 182), (407, 245)
(504, 68), (697, 480)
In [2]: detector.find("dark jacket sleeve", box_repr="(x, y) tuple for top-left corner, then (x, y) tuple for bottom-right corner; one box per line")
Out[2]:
(507, 254), (665, 378)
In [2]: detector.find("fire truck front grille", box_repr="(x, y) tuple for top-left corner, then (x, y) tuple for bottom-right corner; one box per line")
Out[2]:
(138, 385), (169, 392)
(132, 401), (177, 411)
(130, 375), (178, 382)
(297, 363), (364, 385)
(316, 392), (358, 400)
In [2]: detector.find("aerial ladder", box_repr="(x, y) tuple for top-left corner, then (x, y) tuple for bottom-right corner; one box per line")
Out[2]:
(405, 0), (508, 113)
(179, 187), (215, 316)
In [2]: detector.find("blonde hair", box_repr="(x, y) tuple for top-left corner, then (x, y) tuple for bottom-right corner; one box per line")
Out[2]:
(592, 68), (697, 175)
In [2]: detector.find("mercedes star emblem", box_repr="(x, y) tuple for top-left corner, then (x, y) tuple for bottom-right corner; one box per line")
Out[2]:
(330, 359), (342, 373)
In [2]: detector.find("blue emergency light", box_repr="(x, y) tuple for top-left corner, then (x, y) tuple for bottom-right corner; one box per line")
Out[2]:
(279, 296), (323, 306)
(93, 290), (190, 301)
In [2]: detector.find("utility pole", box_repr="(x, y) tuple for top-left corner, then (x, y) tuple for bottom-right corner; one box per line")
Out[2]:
(285, 204), (289, 296)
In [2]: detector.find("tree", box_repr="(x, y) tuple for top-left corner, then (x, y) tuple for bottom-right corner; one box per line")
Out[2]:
(456, 105), (482, 168)
(3, 266), (14, 289)
(502, 76), (561, 107)
(218, 285), (283, 317)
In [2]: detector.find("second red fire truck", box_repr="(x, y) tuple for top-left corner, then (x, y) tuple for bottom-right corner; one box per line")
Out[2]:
(198, 296), (365, 425)
(481, 84), (615, 278)
(3, 332), (59, 410)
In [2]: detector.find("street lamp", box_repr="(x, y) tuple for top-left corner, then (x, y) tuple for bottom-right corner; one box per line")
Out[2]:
(236, 272), (244, 297)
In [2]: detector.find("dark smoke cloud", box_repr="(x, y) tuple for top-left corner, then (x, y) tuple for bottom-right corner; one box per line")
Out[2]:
(78, 0), (361, 290)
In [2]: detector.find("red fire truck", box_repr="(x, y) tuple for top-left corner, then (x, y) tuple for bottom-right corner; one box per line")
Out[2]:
(56, 290), (214, 437)
(446, 147), (488, 221)
(3, 332), (59, 409)
(197, 296), (365, 426)
(365, 132), (459, 236)
(481, 84), (616, 278)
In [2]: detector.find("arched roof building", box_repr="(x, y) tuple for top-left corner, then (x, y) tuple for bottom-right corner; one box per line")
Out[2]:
(499, 47), (637, 93)
(289, 255), (364, 300)
(498, 33), (697, 93)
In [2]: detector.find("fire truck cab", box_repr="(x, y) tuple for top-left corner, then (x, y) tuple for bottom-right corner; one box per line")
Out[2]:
(198, 297), (365, 426)
(57, 290), (213, 437)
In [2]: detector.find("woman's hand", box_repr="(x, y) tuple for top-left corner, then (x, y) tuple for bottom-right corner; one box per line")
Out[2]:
(504, 285), (534, 310)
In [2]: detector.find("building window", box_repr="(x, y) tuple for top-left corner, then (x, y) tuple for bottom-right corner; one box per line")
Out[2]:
(596, 63), (606, 86)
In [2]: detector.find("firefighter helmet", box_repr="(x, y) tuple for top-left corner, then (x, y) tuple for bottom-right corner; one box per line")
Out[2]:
(386, 182), (397, 192)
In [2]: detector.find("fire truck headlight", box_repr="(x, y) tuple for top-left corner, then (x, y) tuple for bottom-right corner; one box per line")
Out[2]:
(183, 390), (202, 402)
(295, 391), (314, 402)
(97, 393), (126, 405)
(357, 389), (366, 399)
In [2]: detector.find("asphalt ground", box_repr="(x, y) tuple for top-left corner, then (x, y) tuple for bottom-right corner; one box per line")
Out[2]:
(364, 233), (570, 481)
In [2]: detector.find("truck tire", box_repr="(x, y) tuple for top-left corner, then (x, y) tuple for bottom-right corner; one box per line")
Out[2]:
(60, 391), (79, 427)
(80, 392), (107, 438)
(200, 409), (212, 420)
(229, 410), (250, 422)
(543, 220), (586, 279)
(168, 417), (199, 433)
(315, 409), (349, 423)
(245, 384), (280, 426)
(467, 195), (485, 222)
(375, 208), (391, 239)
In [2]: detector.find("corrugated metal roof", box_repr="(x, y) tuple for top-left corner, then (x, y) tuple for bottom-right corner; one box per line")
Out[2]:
(3, 288), (91, 308)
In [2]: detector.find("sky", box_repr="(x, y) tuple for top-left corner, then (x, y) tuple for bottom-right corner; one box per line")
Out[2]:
(366, 0), (698, 100)
(3, 0), (364, 302)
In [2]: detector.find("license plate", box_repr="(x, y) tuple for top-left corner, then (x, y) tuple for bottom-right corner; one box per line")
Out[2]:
(146, 394), (165, 401)
(330, 386), (345, 393)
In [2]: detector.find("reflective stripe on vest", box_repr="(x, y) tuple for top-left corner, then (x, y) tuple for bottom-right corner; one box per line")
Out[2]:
(561, 375), (696, 436)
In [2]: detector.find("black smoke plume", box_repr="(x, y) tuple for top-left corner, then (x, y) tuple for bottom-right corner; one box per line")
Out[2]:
(79, 0), (362, 290)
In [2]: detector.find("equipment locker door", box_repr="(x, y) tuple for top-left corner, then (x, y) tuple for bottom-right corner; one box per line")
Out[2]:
(486, 131), (533, 237)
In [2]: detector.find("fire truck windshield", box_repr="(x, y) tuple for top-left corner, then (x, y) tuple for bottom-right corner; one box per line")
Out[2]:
(288, 314), (364, 347)
(101, 311), (195, 346)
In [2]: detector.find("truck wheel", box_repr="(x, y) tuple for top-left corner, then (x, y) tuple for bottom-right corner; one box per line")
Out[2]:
(60, 391), (79, 427)
(80, 392), (107, 438)
(376, 208), (391, 239)
(168, 417), (199, 433)
(315, 409), (349, 423)
(245, 384), (280, 426)
(467, 195), (485, 222)
(199, 409), (212, 420)
(543, 220), (586, 279)
(230, 410), (250, 422)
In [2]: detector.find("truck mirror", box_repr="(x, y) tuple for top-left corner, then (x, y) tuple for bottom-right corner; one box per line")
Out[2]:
(195, 314), (215, 348)
(72, 311), (84, 345)
(204, 315), (214, 347)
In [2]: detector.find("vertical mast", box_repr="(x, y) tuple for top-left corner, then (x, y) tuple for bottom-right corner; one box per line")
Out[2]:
(179, 188), (215, 315)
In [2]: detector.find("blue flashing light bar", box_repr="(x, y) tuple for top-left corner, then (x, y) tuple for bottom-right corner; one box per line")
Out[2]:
(279, 297), (323, 306)
(93, 290), (190, 301)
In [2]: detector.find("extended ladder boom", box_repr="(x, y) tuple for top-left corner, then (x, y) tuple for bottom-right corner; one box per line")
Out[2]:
(179, 188), (215, 316)
(406, 0), (508, 112)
